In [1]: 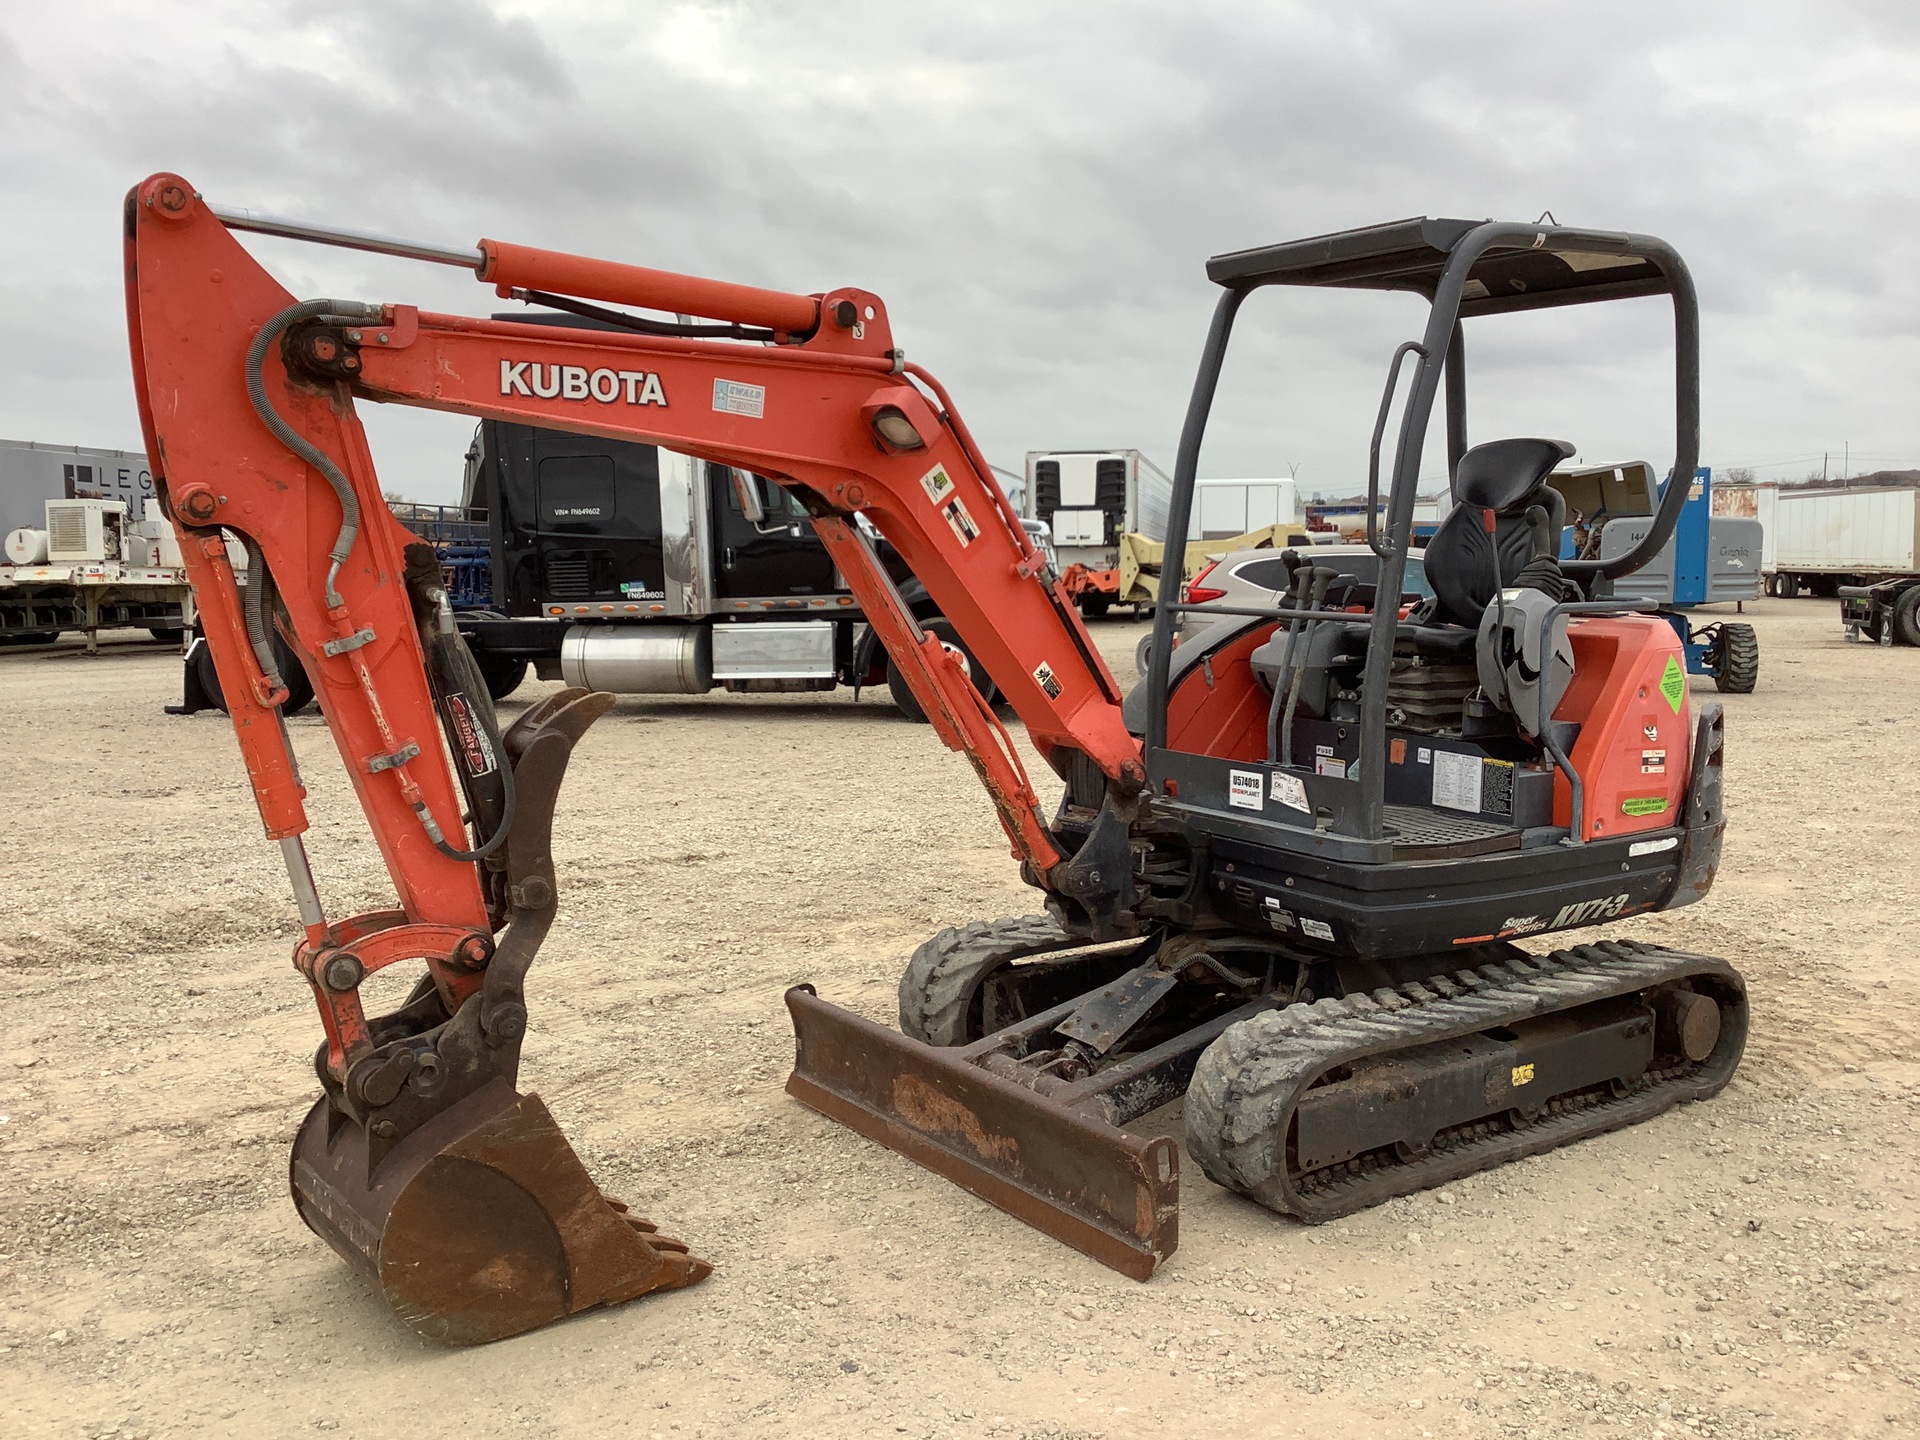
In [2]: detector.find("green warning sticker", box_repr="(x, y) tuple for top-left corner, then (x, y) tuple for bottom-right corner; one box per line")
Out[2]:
(1659, 654), (1685, 712)
(1622, 796), (1670, 816)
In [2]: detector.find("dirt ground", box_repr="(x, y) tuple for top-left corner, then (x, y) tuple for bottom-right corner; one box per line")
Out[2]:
(1, 597), (1915, 1440)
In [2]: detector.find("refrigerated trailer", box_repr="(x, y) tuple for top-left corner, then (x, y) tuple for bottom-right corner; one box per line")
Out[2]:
(1023, 449), (1172, 615)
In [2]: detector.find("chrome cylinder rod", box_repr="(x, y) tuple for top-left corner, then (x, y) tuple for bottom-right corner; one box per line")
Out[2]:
(210, 203), (484, 272)
(278, 835), (328, 930)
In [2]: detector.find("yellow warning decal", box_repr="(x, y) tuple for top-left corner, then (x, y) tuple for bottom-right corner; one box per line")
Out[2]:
(1511, 1063), (1536, 1086)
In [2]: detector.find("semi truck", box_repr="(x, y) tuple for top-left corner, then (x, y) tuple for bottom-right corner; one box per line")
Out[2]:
(175, 414), (1040, 720)
(1022, 449), (1173, 615)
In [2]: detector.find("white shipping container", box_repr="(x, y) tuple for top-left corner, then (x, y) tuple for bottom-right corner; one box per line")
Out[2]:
(1770, 486), (1920, 574)
(1190, 479), (1297, 540)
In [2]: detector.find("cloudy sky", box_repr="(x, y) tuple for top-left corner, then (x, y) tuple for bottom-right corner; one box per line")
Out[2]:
(6, 1), (1920, 502)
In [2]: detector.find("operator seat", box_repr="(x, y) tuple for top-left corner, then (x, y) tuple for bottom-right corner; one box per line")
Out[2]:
(1421, 437), (1574, 627)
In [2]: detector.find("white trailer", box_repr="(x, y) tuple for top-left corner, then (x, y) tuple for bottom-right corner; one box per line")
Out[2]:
(1, 495), (191, 651)
(1022, 450), (1173, 616)
(1715, 482), (1920, 644)
(1189, 478), (1297, 540)
(1, 438), (157, 536)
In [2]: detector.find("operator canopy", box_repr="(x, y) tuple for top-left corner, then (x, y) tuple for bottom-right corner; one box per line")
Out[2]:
(1205, 216), (1674, 315)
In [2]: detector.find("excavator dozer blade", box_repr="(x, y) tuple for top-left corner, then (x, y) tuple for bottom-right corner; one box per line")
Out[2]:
(784, 985), (1179, 1280)
(292, 1078), (710, 1345)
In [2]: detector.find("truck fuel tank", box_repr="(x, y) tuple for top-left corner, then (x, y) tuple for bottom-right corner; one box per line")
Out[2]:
(559, 624), (713, 694)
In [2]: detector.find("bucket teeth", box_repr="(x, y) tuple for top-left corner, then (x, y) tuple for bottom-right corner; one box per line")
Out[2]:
(291, 1079), (710, 1346)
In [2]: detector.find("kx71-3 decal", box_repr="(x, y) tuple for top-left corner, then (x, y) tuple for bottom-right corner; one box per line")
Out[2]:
(500, 361), (667, 406)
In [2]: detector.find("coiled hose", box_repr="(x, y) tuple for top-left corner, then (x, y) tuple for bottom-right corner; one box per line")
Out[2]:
(243, 298), (384, 608)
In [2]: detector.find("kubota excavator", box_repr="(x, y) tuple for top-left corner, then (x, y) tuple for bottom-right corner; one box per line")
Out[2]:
(126, 174), (1745, 1344)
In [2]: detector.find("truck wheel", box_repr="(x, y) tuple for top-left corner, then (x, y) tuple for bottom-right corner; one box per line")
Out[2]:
(147, 626), (186, 644)
(0, 630), (58, 646)
(887, 618), (996, 722)
(1771, 574), (1798, 599)
(475, 653), (529, 701)
(1712, 623), (1759, 693)
(1078, 595), (1112, 620)
(1893, 587), (1920, 647)
(194, 638), (316, 715)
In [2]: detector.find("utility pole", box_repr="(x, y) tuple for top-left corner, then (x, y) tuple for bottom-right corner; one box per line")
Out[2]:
(1844, 441), (1849, 482)
(1823, 452), (1828, 483)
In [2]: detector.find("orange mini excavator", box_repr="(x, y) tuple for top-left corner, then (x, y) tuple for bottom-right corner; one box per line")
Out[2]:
(127, 175), (1744, 1344)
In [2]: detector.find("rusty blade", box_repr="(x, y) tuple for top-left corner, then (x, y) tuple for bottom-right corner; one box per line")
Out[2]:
(291, 1078), (710, 1345)
(783, 985), (1178, 1280)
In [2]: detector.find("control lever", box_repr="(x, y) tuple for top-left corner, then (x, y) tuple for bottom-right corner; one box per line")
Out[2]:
(1264, 564), (1316, 762)
(1279, 568), (1339, 768)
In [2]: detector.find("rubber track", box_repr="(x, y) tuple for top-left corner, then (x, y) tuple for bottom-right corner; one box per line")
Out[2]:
(1184, 938), (1747, 1223)
(896, 915), (1074, 1046)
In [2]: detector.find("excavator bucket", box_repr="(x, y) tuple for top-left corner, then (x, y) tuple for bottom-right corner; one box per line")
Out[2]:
(291, 1078), (709, 1345)
(287, 688), (710, 1344)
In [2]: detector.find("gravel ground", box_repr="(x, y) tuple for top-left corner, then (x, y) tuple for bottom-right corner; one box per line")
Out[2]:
(1, 597), (1915, 1440)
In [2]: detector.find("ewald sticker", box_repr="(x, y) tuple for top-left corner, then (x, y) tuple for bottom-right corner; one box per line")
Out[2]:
(712, 378), (766, 418)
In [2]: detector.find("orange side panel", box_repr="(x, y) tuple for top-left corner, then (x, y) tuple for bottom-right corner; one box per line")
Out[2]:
(1553, 616), (1691, 839)
(1163, 623), (1279, 763)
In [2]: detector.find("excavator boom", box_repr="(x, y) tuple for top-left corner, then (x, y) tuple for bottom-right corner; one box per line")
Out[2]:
(125, 173), (1150, 1340)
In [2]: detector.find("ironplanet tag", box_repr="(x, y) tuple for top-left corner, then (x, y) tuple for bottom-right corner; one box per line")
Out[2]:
(500, 360), (667, 406)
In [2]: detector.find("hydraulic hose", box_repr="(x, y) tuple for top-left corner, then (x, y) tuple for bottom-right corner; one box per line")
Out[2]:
(419, 593), (516, 864)
(242, 536), (287, 693)
(244, 298), (384, 608)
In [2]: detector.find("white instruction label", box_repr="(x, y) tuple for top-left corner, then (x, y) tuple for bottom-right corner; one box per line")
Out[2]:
(1300, 918), (1335, 942)
(1314, 756), (1347, 779)
(712, 378), (765, 418)
(1432, 749), (1482, 813)
(1228, 769), (1264, 810)
(1628, 836), (1679, 857)
(1270, 770), (1310, 812)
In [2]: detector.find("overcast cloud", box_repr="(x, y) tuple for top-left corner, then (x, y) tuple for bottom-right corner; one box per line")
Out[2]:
(5, 0), (1920, 500)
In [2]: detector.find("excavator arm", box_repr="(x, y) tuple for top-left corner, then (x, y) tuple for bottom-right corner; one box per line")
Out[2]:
(124, 173), (1144, 1342)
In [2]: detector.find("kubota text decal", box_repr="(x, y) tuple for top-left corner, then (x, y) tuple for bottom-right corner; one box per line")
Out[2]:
(500, 360), (667, 406)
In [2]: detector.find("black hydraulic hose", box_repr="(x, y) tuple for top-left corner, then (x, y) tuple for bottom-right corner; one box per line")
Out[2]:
(421, 605), (516, 864)
(242, 536), (286, 693)
(244, 298), (384, 608)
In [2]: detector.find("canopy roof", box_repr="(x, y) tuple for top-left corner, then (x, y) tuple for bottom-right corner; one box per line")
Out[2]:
(1206, 218), (1673, 316)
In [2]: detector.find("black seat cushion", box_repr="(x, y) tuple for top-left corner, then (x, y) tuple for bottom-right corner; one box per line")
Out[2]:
(1422, 438), (1573, 628)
